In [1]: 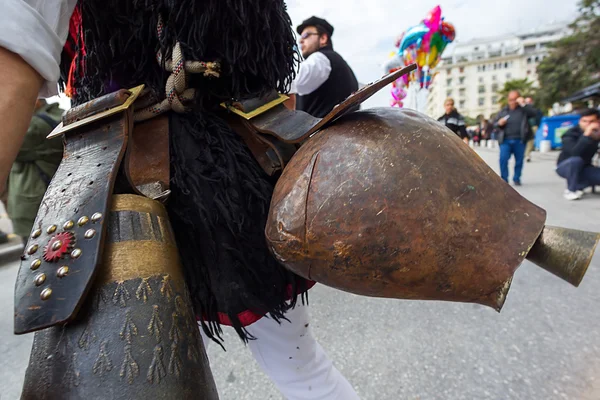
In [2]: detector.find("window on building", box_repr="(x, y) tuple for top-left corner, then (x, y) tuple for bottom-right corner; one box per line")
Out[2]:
(506, 73), (511, 79)
(459, 100), (465, 109)
(447, 68), (452, 75)
(447, 78), (452, 86)
(459, 88), (466, 97)
(478, 77), (484, 83)
(527, 57), (532, 64)
(492, 75), (497, 81)
(478, 85), (485, 93)
(534, 56), (539, 62)
(527, 70), (531, 75)
(477, 66), (481, 72)
(459, 77), (465, 84)
(492, 83), (499, 92)
(493, 64), (497, 70)
(478, 98), (485, 106)
(474, 46), (479, 51)
(482, 65), (486, 72)
(492, 96), (498, 104)
(459, 67), (465, 73)
(446, 90), (453, 97)
(504, 62), (508, 68)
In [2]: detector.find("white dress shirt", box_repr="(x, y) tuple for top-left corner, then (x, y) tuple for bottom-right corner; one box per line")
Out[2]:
(1, 0), (77, 98)
(291, 52), (332, 96)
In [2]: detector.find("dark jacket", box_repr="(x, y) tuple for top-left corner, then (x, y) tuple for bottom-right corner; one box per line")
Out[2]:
(493, 104), (538, 144)
(438, 110), (468, 139)
(557, 125), (600, 166)
(296, 45), (359, 118)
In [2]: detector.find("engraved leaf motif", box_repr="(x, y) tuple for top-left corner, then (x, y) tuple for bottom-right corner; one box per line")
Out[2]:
(113, 281), (131, 308)
(147, 305), (164, 343)
(78, 326), (92, 351)
(120, 311), (138, 343)
(63, 353), (81, 388)
(169, 313), (183, 344)
(94, 288), (108, 311)
(168, 342), (182, 377)
(187, 339), (199, 363)
(136, 278), (153, 303)
(92, 341), (113, 376)
(119, 344), (140, 385)
(160, 275), (174, 300)
(147, 345), (166, 384)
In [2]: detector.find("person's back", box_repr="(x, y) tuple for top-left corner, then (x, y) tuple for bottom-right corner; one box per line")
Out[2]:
(8, 100), (63, 239)
(294, 16), (359, 118)
(296, 46), (358, 118)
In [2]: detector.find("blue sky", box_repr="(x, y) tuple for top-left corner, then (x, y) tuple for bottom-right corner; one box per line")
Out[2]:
(286, 0), (580, 107)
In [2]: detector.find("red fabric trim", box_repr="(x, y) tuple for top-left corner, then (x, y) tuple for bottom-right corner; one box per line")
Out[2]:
(197, 280), (317, 327)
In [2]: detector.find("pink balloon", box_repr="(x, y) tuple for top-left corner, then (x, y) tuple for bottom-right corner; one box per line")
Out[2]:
(423, 5), (442, 30)
(421, 5), (442, 53)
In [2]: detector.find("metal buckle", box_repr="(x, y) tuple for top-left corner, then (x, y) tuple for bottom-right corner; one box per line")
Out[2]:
(47, 85), (145, 139)
(221, 93), (289, 120)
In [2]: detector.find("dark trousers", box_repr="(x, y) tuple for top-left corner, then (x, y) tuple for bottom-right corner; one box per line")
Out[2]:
(499, 139), (525, 183)
(556, 156), (600, 192)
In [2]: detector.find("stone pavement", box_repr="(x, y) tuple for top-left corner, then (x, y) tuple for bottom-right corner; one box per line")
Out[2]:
(0, 146), (599, 400)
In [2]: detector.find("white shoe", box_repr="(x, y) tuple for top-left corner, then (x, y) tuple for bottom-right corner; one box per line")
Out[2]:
(563, 189), (583, 196)
(564, 190), (583, 200)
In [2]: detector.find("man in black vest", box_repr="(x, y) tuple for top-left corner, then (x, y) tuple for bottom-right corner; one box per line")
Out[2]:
(293, 16), (359, 118)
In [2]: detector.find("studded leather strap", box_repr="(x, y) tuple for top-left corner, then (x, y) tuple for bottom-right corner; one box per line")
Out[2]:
(14, 97), (133, 334)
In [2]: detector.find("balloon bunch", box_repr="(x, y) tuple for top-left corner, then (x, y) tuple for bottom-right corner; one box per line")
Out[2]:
(386, 5), (455, 100)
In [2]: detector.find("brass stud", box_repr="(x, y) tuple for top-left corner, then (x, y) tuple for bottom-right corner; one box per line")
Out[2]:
(34, 273), (47, 286)
(91, 213), (103, 223)
(47, 225), (57, 234)
(30, 259), (42, 270)
(71, 248), (82, 259)
(78, 216), (89, 226)
(40, 288), (52, 301)
(57, 266), (69, 278)
(31, 229), (42, 239)
(84, 229), (96, 239)
(27, 244), (39, 255)
(51, 240), (63, 251)
(63, 220), (74, 230)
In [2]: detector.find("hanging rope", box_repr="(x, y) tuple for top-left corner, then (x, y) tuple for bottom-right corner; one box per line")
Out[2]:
(135, 15), (220, 122)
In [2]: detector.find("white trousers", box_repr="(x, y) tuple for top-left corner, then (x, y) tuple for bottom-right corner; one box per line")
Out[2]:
(200, 304), (360, 400)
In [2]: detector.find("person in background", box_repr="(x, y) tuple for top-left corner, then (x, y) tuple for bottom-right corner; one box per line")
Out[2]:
(290, 16), (359, 118)
(523, 96), (543, 162)
(7, 99), (64, 243)
(493, 91), (538, 186)
(438, 97), (469, 144)
(556, 108), (600, 200)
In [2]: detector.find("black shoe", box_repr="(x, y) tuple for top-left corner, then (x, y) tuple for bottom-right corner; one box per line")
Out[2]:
(514, 181), (522, 186)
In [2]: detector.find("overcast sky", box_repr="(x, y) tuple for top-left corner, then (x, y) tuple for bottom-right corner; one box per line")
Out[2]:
(286, 0), (580, 108)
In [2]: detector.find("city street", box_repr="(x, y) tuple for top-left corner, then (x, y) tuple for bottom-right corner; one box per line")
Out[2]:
(1, 145), (599, 400)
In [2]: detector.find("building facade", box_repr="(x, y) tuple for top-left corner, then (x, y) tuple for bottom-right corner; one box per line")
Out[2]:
(427, 23), (569, 121)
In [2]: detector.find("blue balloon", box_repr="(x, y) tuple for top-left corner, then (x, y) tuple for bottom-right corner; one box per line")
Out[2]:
(398, 24), (430, 53)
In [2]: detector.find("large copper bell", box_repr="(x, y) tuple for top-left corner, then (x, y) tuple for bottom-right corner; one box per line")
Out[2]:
(20, 195), (218, 399)
(266, 108), (599, 310)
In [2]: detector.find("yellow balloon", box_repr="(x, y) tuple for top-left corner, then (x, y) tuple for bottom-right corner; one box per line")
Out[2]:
(426, 47), (439, 67)
(417, 51), (426, 67)
(389, 51), (397, 58)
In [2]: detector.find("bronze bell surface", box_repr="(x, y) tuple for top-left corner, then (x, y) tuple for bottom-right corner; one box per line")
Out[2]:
(266, 108), (599, 311)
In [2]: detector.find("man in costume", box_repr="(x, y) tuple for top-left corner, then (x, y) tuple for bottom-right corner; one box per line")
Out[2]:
(292, 16), (359, 118)
(1, 1), (358, 398)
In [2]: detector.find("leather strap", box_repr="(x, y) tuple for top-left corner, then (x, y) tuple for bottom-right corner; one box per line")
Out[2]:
(226, 65), (417, 176)
(14, 92), (134, 334)
(124, 115), (171, 200)
(247, 64), (417, 144)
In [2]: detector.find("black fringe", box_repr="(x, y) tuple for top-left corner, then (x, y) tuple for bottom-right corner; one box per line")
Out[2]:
(61, 0), (308, 345)
(65, 0), (300, 105)
(168, 111), (308, 346)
